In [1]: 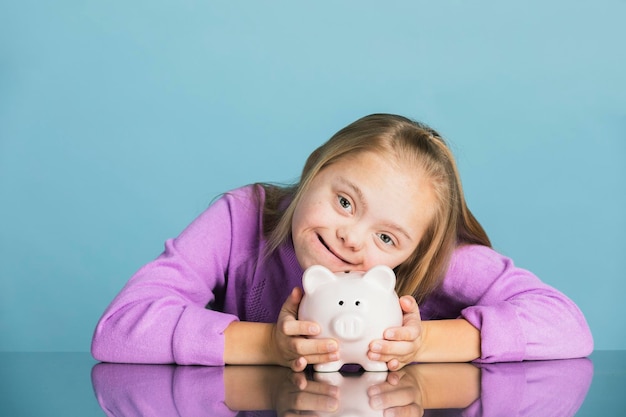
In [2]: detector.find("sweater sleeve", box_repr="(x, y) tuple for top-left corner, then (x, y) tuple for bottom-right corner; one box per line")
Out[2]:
(91, 363), (234, 417)
(91, 189), (254, 365)
(441, 245), (593, 363)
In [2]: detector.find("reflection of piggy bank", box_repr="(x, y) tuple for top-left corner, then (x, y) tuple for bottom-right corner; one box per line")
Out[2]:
(314, 372), (388, 416)
(298, 265), (403, 372)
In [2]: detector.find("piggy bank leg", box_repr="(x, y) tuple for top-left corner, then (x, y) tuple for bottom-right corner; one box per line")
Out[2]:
(360, 360), (388, 372)
(313, 360), (344, 373)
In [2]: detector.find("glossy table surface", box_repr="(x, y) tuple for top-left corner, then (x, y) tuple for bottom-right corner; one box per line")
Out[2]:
(1, 351), (624, 416)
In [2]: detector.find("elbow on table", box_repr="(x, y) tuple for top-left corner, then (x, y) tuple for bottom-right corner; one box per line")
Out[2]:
(90, 326), (118, 363)
(539, 320), (595, 361)
(90, 319), (137, 364)
(574, 323), (594, 358)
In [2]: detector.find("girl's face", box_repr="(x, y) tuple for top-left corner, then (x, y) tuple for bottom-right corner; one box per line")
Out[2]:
(292, 151), (436, 273)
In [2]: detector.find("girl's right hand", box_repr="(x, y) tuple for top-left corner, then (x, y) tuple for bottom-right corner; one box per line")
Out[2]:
(272, 287), (339, 371)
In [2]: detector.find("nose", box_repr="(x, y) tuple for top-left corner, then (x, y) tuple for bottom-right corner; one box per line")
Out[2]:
(337, 226), (364, 251)
(332, 314), (364, 341)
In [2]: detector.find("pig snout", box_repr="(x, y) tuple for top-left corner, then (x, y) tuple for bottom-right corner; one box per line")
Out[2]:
(331, 314), (365, 341)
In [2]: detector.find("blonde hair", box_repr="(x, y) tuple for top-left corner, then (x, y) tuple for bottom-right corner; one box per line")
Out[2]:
(259, 113), (490, 303)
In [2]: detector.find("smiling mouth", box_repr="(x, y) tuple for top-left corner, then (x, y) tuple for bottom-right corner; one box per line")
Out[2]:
(318, 235), (353, 265)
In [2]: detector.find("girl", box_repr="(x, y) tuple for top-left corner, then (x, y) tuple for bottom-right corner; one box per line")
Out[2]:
(91, 113), (593, 371)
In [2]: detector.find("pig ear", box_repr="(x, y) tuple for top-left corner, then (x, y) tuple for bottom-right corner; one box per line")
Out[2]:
(302, 265), (337, 294)
(363, 265), (397, 292)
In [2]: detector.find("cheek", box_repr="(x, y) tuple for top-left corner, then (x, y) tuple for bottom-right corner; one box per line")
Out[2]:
(291, 200), (310, 233)
(294, 199), (327, 229)
(291, 209), (303, 234)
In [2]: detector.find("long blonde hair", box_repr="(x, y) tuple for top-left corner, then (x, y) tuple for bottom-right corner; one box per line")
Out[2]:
(259, 113), (490, 303)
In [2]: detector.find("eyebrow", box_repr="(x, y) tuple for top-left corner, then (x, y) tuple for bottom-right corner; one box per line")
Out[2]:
(338, 176), (367, 209)
(337, 176), (414, 242)
(382, 221), (414, 242)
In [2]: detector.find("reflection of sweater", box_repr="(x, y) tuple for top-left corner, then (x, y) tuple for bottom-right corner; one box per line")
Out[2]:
(91, 359), (594, 417)
(91, 185), (593, 365)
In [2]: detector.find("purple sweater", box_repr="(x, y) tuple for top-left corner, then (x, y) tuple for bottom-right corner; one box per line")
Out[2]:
(91, 185), (593, 365)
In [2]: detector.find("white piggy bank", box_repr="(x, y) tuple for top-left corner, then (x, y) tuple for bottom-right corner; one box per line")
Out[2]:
(298, 265), (403, 372)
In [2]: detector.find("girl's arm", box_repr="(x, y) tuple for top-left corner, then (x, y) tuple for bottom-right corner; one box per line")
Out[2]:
(417, 318), (481, 362)
(369, 244), (592, 367)
(92, 186), (338, 367)
(91, 189), (245, 365)
(91, 237), (239, 365)
(440, 244), (593, 362)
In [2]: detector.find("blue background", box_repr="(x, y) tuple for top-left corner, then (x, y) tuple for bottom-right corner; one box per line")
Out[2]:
(1, 1), (624, 352)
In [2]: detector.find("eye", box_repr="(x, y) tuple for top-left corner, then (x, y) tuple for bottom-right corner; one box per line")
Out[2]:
(355, 301), (361, 306)
(338, 195), (352, 213)
(338, 300), (344, 306)
(377, 233), (395, 246)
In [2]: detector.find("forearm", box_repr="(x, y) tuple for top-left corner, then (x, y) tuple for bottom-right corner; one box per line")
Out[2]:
(416, 319), (481, 363)
(223, 321), (278, 365)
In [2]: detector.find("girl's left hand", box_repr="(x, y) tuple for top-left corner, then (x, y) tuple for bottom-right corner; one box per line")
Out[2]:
(367, 295), (423, 371)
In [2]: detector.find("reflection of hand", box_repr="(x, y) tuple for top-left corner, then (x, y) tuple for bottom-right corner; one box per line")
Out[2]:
(367, 369), (424, 417)
(273, 372), (340, 417)
(273, 287), (339, 371)
(366, 362), (481, 416)
(224, 366), (339, 416)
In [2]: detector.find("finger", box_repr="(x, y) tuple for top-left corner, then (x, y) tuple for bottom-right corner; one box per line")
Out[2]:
(367, 372), (406, 397)
(279, 288), (323, 337)
(283, 412), (321, 417)
(290, 372), (309, 390)
(382, 325), (420, 342)
(299, 379), (340, 398)
(369, 384), (419, 410)
(291, 356), (308, 372)
(370, 339), (416, 357)
(281, 287), (304, 318)
(368, 341), (416, 365)
(399, 295), (421, 321)
(287, 337), (339, 359)
(387, 359), (403, 371)
(383, 404), (424, 417)
(301, 350), (340, 366)
(378, 297), (422, 342)
(284, 390), (340, 413)
(386, 370), (407, 386)
(280, 319), (322, 337)
(293, 338), (340, 365)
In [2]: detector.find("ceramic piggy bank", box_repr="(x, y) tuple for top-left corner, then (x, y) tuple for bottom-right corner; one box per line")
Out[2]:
(298, 265), (403, 372)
